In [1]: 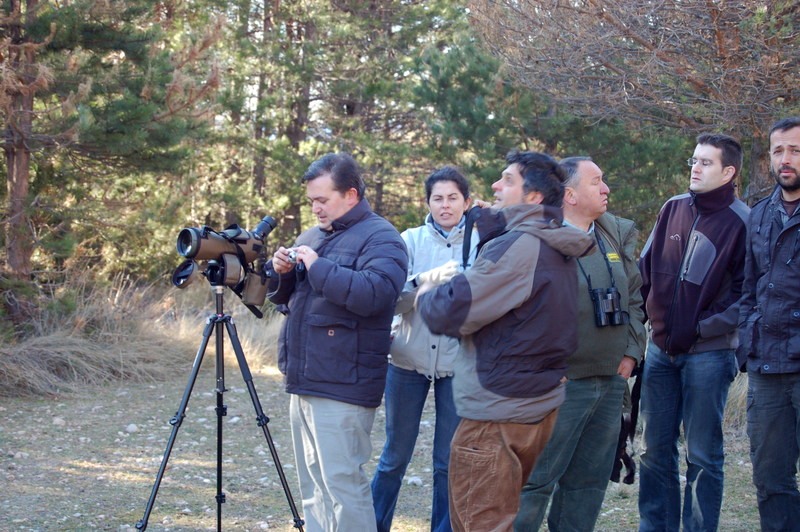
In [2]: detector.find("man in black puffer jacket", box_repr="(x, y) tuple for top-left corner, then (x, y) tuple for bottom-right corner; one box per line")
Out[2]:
(268, 152), (407, 532)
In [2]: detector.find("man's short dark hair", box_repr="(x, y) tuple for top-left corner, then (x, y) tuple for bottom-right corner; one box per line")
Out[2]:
(302, 152), (366, 199)
(696, 133), (743, 179)
(506, 150), (566, 207)
(769, 117), (800, 138)
(424, 166), (470, 203)
(559, 156), (594, 189)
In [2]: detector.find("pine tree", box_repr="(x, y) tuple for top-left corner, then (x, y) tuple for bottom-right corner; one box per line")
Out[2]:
(1, 0), (220, 279)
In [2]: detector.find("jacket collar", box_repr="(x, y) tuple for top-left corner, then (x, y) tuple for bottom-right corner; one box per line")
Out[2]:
(425, 212), (467, 239)
(690, 182), (736, 214)
(329, 198), (371, 233)
(764, 184), (800, 228)
(470, 203), (593, 258)
(767, 183), (798, 208)
(471, 203), (564, 239)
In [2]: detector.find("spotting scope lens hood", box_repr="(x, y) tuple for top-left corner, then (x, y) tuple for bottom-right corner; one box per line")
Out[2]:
(177, 227), (238, 260)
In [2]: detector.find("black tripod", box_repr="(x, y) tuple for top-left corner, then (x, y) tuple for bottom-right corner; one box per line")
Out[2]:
(136, 278), (304, 531)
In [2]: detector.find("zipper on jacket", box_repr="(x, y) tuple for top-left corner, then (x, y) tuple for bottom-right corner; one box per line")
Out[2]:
(680, 232), (701, 281)
(664, 210), (700, 354)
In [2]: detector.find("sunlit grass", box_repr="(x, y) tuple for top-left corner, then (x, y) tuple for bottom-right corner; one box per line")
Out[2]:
(0, 277), (282, 397)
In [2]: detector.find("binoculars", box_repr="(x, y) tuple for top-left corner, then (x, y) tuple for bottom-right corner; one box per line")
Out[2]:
(590, 286), (629, 328)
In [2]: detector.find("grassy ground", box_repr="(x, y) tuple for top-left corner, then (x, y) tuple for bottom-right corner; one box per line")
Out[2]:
(0, 367), (760, 531)
(0, 283), (762, 531)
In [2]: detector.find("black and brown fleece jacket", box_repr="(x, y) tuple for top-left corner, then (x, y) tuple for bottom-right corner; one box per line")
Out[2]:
(639, 183), (749, 355)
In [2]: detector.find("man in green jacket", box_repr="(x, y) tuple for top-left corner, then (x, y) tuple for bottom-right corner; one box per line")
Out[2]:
(515, 156), (646, 531)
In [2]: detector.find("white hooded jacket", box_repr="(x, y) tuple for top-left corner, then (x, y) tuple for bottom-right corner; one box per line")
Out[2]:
(390, 214), (478, 379)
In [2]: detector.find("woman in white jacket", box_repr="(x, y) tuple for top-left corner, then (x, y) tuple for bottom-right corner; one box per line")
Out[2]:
(371, 166), (478, 532)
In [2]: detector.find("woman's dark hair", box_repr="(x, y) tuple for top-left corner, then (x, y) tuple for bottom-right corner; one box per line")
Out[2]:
(424, 166), (470, 202)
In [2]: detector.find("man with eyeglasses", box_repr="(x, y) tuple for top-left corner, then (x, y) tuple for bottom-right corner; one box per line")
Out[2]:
(638, 133), (749, 531)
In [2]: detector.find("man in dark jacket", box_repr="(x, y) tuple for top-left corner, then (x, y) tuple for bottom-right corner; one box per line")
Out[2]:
(268, 152), (407, 532)
(417, 150), (595, 531)
(638, 133), (749, 532)
(738, 116), (800, 532)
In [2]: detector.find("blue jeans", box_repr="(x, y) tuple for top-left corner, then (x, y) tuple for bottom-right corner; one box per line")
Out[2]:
(371, 365), (460, 532)
(747, 371), (800, 532)
(515, 375), (627, 531)
(638, 343), (736, 532)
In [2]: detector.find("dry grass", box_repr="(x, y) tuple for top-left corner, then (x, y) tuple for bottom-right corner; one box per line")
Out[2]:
(0, 277), (281, 397)
(1, 274), (752, 431)
(724, 371), (749, 433)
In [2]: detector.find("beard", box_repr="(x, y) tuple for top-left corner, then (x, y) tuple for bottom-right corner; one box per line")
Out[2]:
(772, 164), (800, 192)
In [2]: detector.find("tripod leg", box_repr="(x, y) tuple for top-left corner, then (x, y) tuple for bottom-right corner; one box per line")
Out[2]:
(135, 316), (216, 531)
(213, 314), (227, 532)
(224, 319), (305, 531)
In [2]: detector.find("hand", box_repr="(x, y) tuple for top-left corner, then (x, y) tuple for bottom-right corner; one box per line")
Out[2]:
(417, 260), (459, 286)
(272, 246), (296, 274)
(617, 356), (636, 379)
(472, 198), (492, 209)
(292, 245), (319, 271)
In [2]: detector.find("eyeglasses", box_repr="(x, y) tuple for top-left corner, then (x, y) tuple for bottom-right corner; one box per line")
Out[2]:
(687, 157), (715, 167)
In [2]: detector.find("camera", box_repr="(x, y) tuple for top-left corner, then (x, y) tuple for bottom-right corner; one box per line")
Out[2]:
(171, 216), (277, 317)
(590, 287), (629, 328)
(287, 249), (298, 264)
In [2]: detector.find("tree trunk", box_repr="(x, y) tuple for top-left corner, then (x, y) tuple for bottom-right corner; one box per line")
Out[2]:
(4, 129), (33, 278)
(3, 0), (38, 278)
(745, 134), (773, 205)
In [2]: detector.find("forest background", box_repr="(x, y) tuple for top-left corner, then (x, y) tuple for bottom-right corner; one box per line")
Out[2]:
(2, 0), (799, 329)
(0, 1), (798, 529)
(1, 0), (800, 396)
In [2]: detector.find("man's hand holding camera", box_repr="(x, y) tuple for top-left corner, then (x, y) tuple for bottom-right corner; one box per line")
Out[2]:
(272, 245), (318, 274)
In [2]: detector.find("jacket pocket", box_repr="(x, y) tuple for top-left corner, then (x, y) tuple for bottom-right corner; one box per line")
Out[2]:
(681, 231), (716, 285)
(303, 313), (359, 383)
(788, 309), (800, 361)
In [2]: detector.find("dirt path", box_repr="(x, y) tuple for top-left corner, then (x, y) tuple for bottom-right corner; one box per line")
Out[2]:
(0, 367), (435, 531)
(0, 366), (760, 531)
